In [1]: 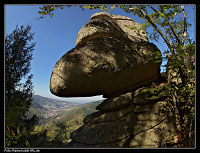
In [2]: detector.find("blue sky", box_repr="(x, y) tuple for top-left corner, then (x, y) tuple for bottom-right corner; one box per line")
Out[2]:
(5, 5), (195, 103)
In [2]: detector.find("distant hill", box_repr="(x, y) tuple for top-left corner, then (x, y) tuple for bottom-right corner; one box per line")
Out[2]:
(31, 95), (75, 108)
(28, 95), (103, 125)
(28, 95), (80, 125)
(27, 95), (104, 144)
(55, 100), (103, 123)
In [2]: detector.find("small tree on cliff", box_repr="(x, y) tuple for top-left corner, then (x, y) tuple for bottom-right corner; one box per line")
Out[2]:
(5, 25), (38, 147)
(37, 5), (195, 147)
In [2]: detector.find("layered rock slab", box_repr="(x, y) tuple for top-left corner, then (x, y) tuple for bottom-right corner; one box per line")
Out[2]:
(70, 87), (175, 148)
(76, 12), (148, 46)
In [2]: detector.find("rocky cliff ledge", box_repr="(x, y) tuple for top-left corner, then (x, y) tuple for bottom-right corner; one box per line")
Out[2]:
(50, 12), (175, 148)
(70, 86), (174, 147)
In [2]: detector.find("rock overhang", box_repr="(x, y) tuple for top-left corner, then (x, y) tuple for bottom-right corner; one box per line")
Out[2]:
(50, 12), (161, 98)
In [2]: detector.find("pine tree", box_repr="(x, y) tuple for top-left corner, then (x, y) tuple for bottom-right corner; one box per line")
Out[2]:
(5, 25), (38, 147)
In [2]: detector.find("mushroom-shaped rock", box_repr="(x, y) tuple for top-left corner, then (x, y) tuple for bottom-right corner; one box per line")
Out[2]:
(50, 12), (161, 98)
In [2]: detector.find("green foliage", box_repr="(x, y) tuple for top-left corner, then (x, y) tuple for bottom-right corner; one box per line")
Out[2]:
(51, 120), (68, 143)
(5, 25), (38, 147)
(149, 48), (162, 64)
(156, 41), (195, 147)
(38, 5), (65, 19)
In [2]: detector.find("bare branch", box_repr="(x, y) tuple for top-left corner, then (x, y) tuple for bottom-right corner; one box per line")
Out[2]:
(135, 5), (175, 55)
(180, 5), (187, 44)
(160, 25), (168, 33)
(147, 5), (181, 45)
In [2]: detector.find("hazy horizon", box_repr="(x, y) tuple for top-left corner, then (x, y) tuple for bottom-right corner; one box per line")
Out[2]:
(33, 93), (106, 104)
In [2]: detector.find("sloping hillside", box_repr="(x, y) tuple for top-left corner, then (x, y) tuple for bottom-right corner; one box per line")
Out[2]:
(27, 95), (79, 125)
(28, 95), (103, 126)
(31, 95), (74, 108)
(29, 100), (103, 147)
(55, 100), (102, 123)
(43, 100), (103, 142)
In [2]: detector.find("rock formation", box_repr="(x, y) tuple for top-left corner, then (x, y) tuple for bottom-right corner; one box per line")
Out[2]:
(70, 86), (174, 148)
(50, 12), (175, 148)
(50, 12), (161, 98)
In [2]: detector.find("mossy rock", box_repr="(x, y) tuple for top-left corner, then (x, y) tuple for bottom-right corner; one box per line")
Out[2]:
(133, 83), (165, 105)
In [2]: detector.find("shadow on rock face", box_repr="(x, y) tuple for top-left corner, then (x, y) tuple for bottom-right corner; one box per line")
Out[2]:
(50, 12), (161, 98)
(50, 37), (161, 98)
(69, 86), (175, 148)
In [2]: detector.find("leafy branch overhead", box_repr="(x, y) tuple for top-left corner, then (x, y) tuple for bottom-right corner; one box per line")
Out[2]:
(38, 5), (191, 52)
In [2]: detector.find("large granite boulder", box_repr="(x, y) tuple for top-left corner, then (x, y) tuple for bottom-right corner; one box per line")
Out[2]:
(50, 12), (161, 98)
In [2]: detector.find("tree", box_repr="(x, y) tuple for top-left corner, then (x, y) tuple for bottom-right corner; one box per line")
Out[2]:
(5, 25), (38, 147)
(52, 120), (68, 143)
(37, 5), (195, 147)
